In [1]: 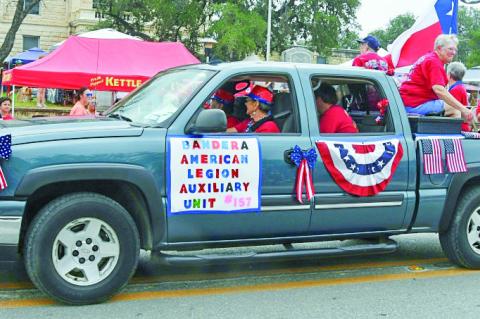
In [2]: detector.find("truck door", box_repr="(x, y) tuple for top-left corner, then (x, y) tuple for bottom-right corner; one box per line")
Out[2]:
(301, 73), (413, 235)
(166, 68), (313, 242)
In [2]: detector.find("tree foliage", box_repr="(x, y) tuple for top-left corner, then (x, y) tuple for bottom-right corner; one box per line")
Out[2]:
(0, 0), (43, 63)
(268, 0), (360, 55)
(94, 0), (361, 61)
(457, 6), (480, 67)
(370, 13), (415, 50)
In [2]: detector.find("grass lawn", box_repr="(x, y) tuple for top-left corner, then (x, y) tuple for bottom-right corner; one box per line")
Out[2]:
(12, 99), (71, 111)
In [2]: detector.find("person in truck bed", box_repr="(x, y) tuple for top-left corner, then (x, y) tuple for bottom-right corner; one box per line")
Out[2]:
(353, 35), (394, 76)
(399, 34), (472, 123)
(446, 61), (470, 131)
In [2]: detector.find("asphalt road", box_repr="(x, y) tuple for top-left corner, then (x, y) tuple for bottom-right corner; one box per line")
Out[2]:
(0, 233), (479, 319)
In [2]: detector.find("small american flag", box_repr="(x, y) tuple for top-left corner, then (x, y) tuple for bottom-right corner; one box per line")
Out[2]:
(444, 138), (467, 173)
(0, 134), (12, 190)
(421, 139), (443, 175)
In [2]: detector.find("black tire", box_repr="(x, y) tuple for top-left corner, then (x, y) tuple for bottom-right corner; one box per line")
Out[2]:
(24, 192), (140, 305)
(440, 187), (480, 269)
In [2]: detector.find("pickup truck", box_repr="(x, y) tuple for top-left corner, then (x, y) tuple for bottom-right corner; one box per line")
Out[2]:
(1, 62), (479, 305)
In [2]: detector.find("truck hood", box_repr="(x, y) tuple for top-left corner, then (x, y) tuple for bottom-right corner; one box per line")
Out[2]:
(0, 117), (144, 145)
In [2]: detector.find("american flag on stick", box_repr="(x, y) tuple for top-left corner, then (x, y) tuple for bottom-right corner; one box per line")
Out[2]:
(444, 138), (467, 173)
(421, 138), (443, 175)
(0, 134), (12, 190)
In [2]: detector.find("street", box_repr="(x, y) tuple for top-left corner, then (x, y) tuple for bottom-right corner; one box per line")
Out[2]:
(0, 233), (479, 318)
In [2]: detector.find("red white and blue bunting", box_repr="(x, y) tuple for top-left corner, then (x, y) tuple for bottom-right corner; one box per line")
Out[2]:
(316, 138), (403, 196)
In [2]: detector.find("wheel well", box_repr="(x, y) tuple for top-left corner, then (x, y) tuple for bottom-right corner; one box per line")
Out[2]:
(19, 180), (153, 252)
(441, 176), (480, 233)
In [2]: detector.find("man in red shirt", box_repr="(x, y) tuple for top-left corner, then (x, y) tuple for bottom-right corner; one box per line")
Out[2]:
(353, 35), (393, 75)
(399, 34), (471, 122)
(446, 62), (469, 131)
(315, 83), (358, 134)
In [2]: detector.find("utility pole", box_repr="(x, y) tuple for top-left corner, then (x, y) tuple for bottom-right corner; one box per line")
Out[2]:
(266, 0), (272, 61)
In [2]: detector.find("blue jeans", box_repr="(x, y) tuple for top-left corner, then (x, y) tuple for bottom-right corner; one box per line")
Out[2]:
(405, 100), (445, 115)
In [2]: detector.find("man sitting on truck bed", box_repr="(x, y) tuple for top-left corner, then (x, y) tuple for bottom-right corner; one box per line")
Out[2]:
(399, 34), (472, 123)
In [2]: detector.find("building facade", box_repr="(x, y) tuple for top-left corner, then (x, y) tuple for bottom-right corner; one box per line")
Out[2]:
(0, 0), (99, 57)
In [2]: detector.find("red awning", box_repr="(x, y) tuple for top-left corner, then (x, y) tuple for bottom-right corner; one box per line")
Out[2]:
(2, 36), (200, 92)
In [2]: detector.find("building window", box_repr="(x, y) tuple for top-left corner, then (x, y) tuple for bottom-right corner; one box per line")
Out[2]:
(24, 0), (40, 15)
(23, 36), (39, 51)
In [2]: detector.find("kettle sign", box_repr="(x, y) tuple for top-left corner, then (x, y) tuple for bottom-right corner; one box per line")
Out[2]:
(167, 137), (261, 214)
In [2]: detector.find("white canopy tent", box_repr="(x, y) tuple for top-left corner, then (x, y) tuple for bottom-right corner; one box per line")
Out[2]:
(49, 28), (141, 51)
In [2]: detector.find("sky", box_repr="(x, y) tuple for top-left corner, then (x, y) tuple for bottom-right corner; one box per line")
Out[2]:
(357, 0), (480, 35)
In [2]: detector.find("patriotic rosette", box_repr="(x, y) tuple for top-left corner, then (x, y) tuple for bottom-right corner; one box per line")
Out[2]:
(289, 145), (317, 203)
(316, 138), (403, 196)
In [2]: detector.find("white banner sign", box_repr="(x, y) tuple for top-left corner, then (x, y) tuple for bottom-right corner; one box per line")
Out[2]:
(167, 137), (261, 214)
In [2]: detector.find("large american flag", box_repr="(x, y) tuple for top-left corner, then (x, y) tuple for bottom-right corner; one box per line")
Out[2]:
(444, 138), (467, 173)
(421, 138), (443, 175)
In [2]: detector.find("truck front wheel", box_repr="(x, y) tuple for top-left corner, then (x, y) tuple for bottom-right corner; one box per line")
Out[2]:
(24, 192), (140, 305)
(440, 187), (480, 269)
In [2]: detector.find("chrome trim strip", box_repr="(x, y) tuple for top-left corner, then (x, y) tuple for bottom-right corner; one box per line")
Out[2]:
(0, 217), (22, 245)
(261, 205), (310, 211)
(315, 201), (403, 210)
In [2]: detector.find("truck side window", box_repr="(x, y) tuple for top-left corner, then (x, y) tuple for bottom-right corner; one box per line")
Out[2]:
(196, 74), (301, 134)
(311, 77), (394, 134)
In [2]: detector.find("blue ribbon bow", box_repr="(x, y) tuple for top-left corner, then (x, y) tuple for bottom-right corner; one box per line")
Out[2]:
(0, 135), (12, 160)
(290, 145), (317, 169)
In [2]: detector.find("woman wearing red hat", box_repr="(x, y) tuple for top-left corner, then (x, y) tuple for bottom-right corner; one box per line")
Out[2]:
(210, 89), (239, 128)
(227, 85), (280, 133)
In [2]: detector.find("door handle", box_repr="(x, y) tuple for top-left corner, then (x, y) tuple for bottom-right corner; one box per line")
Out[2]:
(284, 148), (295, 166)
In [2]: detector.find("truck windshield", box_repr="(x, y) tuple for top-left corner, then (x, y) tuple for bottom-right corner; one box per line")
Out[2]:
(106, 68), (214, 126)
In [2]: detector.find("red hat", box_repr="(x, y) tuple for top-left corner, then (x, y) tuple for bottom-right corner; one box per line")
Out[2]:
(212, 89), (234, 106)
(247, 85), (274, 106)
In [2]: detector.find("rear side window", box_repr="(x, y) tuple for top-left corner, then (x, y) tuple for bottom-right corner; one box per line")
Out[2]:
(311, 76), (394, 134)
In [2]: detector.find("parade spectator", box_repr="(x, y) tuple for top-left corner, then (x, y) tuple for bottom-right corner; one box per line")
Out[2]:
(315, 83), (358, 134)
(353, 35), (393, 75)
(446, 62), (469, 131)
(209, 89), (239, 128)
(69, 87), (90, 116)
(227, 85), (280, 133)
(0, 97), (14, 120)
(36, 87), (46, 108)
(400, 34), (472, 122)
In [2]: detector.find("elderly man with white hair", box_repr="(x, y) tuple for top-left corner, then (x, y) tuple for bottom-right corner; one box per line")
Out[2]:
(399, 34), (472, 123)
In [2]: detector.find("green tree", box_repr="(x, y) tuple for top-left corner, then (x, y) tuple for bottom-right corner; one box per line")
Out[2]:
(370, 13), (415, 50)
(269, 0), (361, 56)
(0, 0), (43, 63)
(209, 2), (266, 61)
(466, 29), (480, 67)
(457, 6), (480, 66)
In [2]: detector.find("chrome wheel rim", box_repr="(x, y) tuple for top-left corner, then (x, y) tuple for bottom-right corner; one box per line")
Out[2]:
(52, 217), (120, 286)
(467, 208), (480, 254)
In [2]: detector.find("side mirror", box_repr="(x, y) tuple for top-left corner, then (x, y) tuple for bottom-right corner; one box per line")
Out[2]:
(187, 109), (227, 134)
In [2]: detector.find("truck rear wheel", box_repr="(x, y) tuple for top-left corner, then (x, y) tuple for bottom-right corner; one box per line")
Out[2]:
(440, 187), (480, 269)
(24, 192), (140, 305)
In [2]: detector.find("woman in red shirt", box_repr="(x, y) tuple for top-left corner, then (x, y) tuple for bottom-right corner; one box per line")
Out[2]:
(0, 97), (14, 120)
(227, 85), (280, 133)
(209, 89), (239, 128)
(446, 62), (469, 131)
